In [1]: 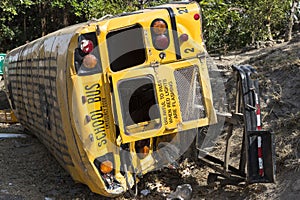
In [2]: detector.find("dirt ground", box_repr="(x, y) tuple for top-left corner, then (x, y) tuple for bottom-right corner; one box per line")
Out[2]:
(0, 34), (299, 200)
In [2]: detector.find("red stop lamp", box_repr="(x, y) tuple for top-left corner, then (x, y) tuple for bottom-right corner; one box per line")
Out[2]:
(82, 54), (97, 69)
(80, 39), (94, 53)
(155, 34), (169, 50)
(194, 13), (200, 21)
(180, 34), (189, 42)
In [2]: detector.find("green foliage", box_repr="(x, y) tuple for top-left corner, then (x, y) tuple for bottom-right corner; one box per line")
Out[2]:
(0, 0), (32, 51)
(200, 0), (293, 52)
(200, 0), (241, 51)
(0, 0), (298, 53)
(67, 0), (168, 19)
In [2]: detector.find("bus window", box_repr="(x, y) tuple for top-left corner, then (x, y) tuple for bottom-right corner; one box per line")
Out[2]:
(107, 24), (146, 72)
(118, 76), (161, 134)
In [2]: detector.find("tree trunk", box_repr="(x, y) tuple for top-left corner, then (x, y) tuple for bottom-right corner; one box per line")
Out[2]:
(39, 3), (47, 37)
(23, 17), (27, 42)
(63, 11), (69, 27)
(285, 1), (298, 42)
(266, 17), (273, 41)
(41, 18), (46, 37)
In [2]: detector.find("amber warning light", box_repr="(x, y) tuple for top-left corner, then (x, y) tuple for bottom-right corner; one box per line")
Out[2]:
(100, 160), (113, 174)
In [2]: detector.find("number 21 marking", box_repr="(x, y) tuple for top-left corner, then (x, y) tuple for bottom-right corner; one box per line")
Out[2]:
(177, 7), (188, 14)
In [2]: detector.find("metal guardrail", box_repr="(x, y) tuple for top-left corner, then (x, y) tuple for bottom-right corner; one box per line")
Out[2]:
(197, 65), (275, 186)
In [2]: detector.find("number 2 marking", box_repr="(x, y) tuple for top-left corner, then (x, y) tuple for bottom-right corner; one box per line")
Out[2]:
(184, 48), (194, 54)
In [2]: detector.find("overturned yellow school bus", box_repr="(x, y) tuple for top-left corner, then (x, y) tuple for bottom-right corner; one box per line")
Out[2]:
(4, 1), (275, 197)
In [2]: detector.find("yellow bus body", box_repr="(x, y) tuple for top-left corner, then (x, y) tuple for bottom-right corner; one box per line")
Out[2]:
(3, 1), (217, 197)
